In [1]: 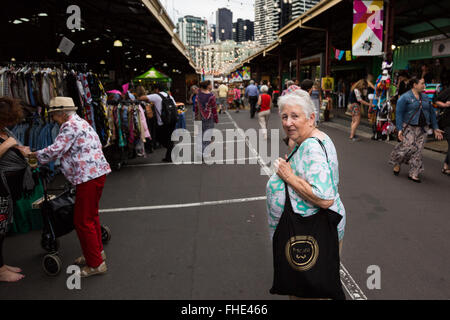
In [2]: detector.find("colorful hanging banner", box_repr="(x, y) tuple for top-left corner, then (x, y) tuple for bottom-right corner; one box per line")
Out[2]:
(352, 0), (384, 56)
(242, 66), (251, 80)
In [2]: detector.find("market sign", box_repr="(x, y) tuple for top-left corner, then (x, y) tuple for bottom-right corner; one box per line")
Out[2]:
(321, 77), (334, 92)
(352, 0), (384, 56)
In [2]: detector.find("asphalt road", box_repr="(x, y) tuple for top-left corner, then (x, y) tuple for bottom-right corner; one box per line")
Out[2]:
(1, 107), (449, 300)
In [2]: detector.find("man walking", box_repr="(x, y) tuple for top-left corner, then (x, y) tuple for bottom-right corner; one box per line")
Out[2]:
(139, 84), (177, 162)
(245, 80), (259, 118)
(218, 83), (229, 112)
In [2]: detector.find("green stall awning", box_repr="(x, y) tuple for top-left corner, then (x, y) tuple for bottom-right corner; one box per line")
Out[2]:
(134, 67), (172, 83)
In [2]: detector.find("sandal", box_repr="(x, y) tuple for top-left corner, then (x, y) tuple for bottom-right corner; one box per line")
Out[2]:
(442, 168), (450, 176)
(408, 176), (421, 183)
(393, 165), (400, 176)
(78, 262), (107, 278)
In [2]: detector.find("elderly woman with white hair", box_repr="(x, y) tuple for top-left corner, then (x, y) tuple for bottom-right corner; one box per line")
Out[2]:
(257, 85), (272, 140)
(22, 97), (111, 278)
(267, 90), (346, 300)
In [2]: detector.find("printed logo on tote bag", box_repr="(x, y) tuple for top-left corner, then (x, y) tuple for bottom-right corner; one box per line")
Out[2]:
(285, 236), (319, 272)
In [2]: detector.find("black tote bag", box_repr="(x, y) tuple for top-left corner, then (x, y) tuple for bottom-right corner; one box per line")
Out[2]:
(270, 139), (345, 300)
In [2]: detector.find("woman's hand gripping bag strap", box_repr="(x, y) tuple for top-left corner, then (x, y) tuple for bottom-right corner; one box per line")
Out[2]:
(270, 140), (345, 300)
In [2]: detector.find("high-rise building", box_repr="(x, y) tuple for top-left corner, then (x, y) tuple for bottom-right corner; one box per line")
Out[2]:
(254, 0), (279, 46)
(216, 8), (233, 41)
(209, 24), (216, 43)
(254, 0), (320, 46)
(233, 19), (254, 43)
(279, 0), (293, 29)
(292, 0), (320, 19)
(177, 15), (209, 63)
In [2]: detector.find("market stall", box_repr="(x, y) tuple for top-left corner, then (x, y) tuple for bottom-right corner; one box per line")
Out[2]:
(0, 0), (196, 233)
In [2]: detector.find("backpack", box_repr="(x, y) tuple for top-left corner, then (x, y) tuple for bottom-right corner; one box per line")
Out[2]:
(157, 93), (178, 127)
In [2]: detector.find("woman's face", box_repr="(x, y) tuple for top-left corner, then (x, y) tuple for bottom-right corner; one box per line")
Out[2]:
(414, 79), (426, 92)
(51, 112), (69, 125)
(281, 104), (315, 144)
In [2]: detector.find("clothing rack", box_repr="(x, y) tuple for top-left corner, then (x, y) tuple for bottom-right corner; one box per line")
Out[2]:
(0, 61), (89, 72)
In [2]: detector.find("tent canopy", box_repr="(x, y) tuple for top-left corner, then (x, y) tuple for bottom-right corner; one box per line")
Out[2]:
(134, 67), (171, 82)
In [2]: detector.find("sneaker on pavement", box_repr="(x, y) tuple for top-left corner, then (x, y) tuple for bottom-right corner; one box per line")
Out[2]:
(79, 261), (107, 278)
(74, 250), (106, 266)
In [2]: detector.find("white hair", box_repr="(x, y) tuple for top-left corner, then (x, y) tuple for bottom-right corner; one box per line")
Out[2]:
(260, 85), (269, 93)
(277, 90), (316, 119)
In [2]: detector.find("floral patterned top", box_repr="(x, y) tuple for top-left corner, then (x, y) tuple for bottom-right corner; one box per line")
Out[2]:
(36, 114), (111, 185)
(266, 134), (346, 241)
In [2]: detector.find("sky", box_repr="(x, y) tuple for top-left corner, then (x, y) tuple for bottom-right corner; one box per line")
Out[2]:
(161, 0), (255, 25)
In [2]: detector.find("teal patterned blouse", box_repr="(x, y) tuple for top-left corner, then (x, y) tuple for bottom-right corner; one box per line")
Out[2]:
(266, 134), (346, 241)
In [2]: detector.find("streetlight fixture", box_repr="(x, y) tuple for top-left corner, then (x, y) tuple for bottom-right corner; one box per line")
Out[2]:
(113, 40), (123, 47)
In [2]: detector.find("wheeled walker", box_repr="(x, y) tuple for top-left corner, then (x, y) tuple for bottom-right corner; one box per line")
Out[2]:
(34, 166), (111, 276)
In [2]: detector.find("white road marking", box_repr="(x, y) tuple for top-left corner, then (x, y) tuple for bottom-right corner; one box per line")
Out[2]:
(225, 111), (368, 300)
(340, 263), (368, 300)
(225, 111), (273, 176)
(124, 156), (260, 167)
(176, 139), (246, 146)
(99, 196), (267, 213)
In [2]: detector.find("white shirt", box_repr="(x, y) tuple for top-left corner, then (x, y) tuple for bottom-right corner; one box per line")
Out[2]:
(146, 92), (176, 126)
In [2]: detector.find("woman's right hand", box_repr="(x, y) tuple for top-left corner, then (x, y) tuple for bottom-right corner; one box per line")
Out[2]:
(16, 146), (31, 157)
(398, 130), (404, 142)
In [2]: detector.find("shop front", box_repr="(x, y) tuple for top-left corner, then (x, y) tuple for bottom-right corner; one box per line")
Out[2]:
(393, 40), (450, 84)
(0, 0), (196, 233)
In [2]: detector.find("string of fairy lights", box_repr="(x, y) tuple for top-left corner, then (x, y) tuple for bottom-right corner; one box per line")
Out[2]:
(165, 0), (303, 75)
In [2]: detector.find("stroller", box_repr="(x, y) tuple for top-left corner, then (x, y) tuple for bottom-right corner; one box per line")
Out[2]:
(372, 76), (395, 141)
(35, 166), (112, 276)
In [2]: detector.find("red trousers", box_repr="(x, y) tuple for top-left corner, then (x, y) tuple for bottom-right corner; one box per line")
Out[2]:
(74, 175), (106, 268)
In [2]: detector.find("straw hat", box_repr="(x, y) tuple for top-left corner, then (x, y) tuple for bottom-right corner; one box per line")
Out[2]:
(48, 97), (78, 113)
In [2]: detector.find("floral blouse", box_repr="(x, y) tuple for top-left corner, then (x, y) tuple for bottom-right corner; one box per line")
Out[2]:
(36, 114), (111, 185)
(266, 134), (346, 241)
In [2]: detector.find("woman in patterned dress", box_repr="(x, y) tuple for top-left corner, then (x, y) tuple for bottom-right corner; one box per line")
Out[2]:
(389, 77), (444, 182)
(266, 90), (346, 298)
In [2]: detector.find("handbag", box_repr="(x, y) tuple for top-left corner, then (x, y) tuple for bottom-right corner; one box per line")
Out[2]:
(270, 138), (345, 300)
(438, 108), (450, 129)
